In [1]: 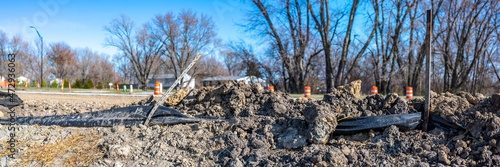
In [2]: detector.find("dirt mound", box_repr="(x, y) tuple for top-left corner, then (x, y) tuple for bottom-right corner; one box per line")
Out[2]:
(337, 79), (362, 99)
(164, 89), (190, 106)
(177, 81), (295, 118)
(3, 81), (500, 166)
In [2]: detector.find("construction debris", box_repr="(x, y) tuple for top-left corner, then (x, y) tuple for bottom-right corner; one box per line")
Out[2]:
(0, 105), (203, 127)
(164, 89), (190, 107)
(0, 91), (23, 109)
(1, 80), (500, 166)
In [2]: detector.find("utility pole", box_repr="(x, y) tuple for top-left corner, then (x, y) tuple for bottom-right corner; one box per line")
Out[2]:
(30, 26), (43, 89)
(423, 10), (432, 131)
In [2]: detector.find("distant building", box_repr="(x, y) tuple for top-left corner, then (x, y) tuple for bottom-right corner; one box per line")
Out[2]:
(201, 76), (266, 87)
(0, 76), (6, 88)
(16, 76), (29, 83)
(148, 74), (195, 90)
(50, 78), (63, 85)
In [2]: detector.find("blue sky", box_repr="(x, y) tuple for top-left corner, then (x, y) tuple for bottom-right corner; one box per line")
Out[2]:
(0, 0), (372, 59)
(0, 0), (251, 57)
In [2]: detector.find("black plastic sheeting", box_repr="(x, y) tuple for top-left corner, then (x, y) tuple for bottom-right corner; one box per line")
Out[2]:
(0, 91), (23, 109)
(0, 105), (201, 127)
(335, 112), (465, 134)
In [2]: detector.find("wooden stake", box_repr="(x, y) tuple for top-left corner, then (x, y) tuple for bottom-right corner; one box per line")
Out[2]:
(423, 10), (432, 131)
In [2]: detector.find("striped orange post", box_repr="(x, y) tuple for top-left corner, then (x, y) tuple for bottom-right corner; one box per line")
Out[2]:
(186, 83), (190, 92)
(154, 81), (161, 96)
(25, 82), (27, 90)
(268, 86), (274, 92)
(371, 86), (378, 95)
(406, 87), (413, 99)
(116, 83), (119, 93)
(69, 82), (71, 91)
(37, 82), (40, 89)
(61, 79), (64, 92)
(304, 86), (311, 98)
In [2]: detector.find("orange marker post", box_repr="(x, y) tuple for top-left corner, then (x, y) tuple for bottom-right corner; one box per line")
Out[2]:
(116, 83), (119, 93)
(268, 86), (274, 92)
(61, 79), (64, 93)
(154, 81), (161, 96)
(304, 86), (311, 98)
(371, 86), (378, 95)
(37, 81), (40, 90)
(69, 82), (71, 92)
(25, 82), (27, 90)
(406, 87), (413, 99)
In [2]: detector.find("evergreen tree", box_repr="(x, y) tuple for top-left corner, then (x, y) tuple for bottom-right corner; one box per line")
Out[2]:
(84, 79), (94, 89)
(64, 79), (70, 88)
(73, 79), (82, 88)
(42, 80), (48, 87)
(50, 81), (59, 88)
(96, 82), (103, 89)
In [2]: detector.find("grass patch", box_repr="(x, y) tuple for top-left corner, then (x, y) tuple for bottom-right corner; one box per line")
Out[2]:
(289, 94), (324, 99)
(18, 132), (105, 166)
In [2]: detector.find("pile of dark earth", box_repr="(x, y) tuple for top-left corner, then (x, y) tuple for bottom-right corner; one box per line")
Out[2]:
(164, 81), (499, 166)
(2, 80), (499, 166)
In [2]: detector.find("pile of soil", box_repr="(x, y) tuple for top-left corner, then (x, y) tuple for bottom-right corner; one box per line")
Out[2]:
(1, 81), (499, 166)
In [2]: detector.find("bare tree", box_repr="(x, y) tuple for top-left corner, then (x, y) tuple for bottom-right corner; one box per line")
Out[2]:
(194, 56), (229, 87)
(105, 14), (163, 90)
(437, 0), (498, 92)
(247, 0), (321, 93)
(307, 0), (341, 92)
(151, 9), (218, 86)
(222, 41), (262, 77)
(0, 31), (9, 78)
(47, 42), (77, 80)
(308, 0), (378, 91)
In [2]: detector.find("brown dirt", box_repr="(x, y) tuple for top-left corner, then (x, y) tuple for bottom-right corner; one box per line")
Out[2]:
(1, 82), (499, 166)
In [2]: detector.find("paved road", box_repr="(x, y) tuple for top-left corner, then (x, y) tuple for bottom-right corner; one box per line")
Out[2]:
(15, 91), (172, 97)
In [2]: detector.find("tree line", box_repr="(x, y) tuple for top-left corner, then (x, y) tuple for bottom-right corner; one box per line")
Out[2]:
(225, 0), (499, 95)
(0, 31), (120, 88)
(2, 0), (498, 95)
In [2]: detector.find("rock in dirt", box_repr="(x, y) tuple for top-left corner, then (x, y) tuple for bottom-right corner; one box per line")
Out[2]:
(296, 97), (309, 104)
(0, 106), (9, 118)
(438, 150), (451, 165)
(457, 91), (485, 105)
(107, 144), (132, 159)
(389, 98), (409, 114)
(0, 156), (7, 167)
(337, 80), (362, 99)
(431, 92), (470, 117)
(228, 158), (244, 167)
(164, 89), (190, 106)
(304, 103), (337, 144)
(492, 93), (500, 108)
(278, 127), (307, 149)
(383, 93), (399, 109)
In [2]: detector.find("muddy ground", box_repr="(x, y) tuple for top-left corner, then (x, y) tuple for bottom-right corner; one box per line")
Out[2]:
(1, 81), (500, 166)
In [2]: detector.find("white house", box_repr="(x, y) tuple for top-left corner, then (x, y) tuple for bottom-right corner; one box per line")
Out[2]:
(148, 74), (195, 90)
(16, 76), (29, 83)
(50, 78), (63, 85)
(201, 76), (266, 87)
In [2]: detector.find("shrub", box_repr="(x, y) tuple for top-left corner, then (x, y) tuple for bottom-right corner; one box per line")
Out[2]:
(42, 80), (48, 87)
(50, 81), (59, 88)
(84, 79), (94, 89)
(73, 79), (82, 88)
(96, 82), (103, 89)
(64, 79), (70, 88)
